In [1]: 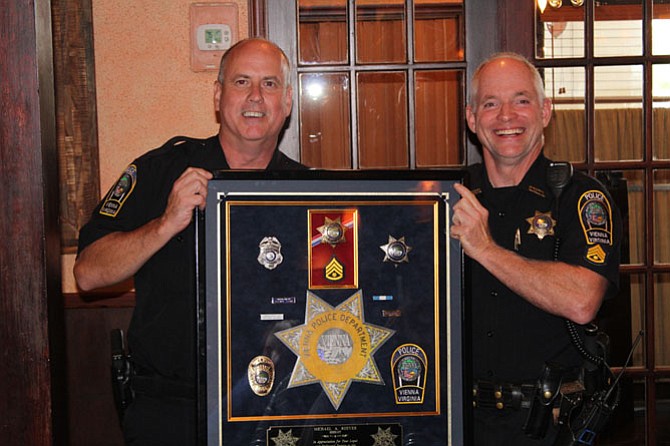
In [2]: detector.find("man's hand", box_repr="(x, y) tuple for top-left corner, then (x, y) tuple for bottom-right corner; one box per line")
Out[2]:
(159, 167), (213, 236)
(450, 182), (494, 261)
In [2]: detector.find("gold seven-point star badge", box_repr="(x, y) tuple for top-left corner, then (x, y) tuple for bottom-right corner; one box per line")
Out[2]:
(317, 216), (347, 247)
(526, 211), (557, 240)
(274, 290), (395, 410)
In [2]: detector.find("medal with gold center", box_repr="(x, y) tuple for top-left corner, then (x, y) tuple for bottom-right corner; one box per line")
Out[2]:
(274, 290), (395, 410)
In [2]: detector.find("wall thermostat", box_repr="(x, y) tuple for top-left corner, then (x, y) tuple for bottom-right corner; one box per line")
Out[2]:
(190, 3), (238, 72)
(196, 24), (232, 51)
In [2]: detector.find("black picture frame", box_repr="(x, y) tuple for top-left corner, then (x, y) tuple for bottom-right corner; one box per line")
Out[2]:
(200, 170), (468, 445)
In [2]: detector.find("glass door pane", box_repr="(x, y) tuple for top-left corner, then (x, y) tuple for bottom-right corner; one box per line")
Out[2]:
(594, 65), (643, 162)
(357, 71), (408, 168)
(652, 1), (670, 55)
(594, 0), (642, 57)
(535, 1), (585, 59)
(300, 73), (352, 168)
(356, 0), (407, 64)
(619, 170), (646, 266)
(653, 64), (670, 161)
(543, 66), (586, 163)
(414, 0), (464, 62)
(414, 70), (463, 166)
(654, 169), (670, 264)
(629, 274), (646, 367)
(298, 0), (349, 65)
(655, 274), (670, 365)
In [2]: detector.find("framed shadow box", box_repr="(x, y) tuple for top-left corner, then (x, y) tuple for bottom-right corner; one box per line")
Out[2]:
(200, 170), (468, 445)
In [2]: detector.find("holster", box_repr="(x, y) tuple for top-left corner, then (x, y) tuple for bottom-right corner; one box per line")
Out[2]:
(111, 328), (134, 423)
(523, 362), (564, 439)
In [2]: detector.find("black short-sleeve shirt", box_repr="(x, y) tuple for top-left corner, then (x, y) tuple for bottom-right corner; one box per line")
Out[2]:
(468, 153), (622, 383)
(78, 135), (307, 381)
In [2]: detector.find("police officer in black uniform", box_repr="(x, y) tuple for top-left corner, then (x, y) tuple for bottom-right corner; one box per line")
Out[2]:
(450, 53), (622, 445)
(74, 38), (307, 445)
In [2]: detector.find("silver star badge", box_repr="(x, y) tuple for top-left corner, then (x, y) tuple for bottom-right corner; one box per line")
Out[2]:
(380, 235), (412, 265)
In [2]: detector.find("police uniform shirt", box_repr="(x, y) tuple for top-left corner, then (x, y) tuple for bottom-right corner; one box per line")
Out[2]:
(468, 153), (622, 384)
(78, 135), (306, 383)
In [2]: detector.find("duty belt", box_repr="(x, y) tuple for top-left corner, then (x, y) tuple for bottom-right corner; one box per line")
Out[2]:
(472, 381), (536, 410)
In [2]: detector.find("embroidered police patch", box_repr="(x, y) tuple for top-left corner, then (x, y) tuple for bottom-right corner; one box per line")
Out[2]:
(578, 189), (613, 264)
(99, 164), (137, 217)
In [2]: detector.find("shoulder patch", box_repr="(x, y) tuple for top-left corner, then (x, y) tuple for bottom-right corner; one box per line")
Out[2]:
(578, 189), (613, 264)
(99, 164), (137, 217)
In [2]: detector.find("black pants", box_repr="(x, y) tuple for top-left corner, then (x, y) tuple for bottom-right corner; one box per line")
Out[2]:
(123, 394), (197, 446)
(473, 407), (559, 446)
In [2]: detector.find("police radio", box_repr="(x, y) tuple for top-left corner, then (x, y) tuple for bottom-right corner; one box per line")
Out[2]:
(554, 331), (642, 446)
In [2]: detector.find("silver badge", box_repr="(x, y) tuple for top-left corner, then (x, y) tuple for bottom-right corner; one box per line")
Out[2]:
(380, 235), (412, 264)
(258, 236), (283, 270)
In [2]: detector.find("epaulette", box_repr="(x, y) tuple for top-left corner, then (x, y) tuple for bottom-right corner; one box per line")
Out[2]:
(527, 185), (547, 198)
(166, 136), (207, 148)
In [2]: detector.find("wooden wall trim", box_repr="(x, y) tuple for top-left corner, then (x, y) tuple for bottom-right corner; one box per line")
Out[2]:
(64, 292), (137, 309)
(1, 0), (65, 444)
(248, 0), (267, 37)
(498, 0), (535, 58)
(52, 0), (100, 252)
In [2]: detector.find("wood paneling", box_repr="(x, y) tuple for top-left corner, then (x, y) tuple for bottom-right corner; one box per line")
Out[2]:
(52, 0), (101, 252)
(66, 307), (133, 446)
(0, 0), (64, 444)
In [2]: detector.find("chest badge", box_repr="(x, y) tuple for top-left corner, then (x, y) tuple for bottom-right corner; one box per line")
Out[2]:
(526, 211), (556, 240)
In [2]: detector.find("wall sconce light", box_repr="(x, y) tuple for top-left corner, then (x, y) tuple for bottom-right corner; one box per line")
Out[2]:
(538, 0), (584, 12)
